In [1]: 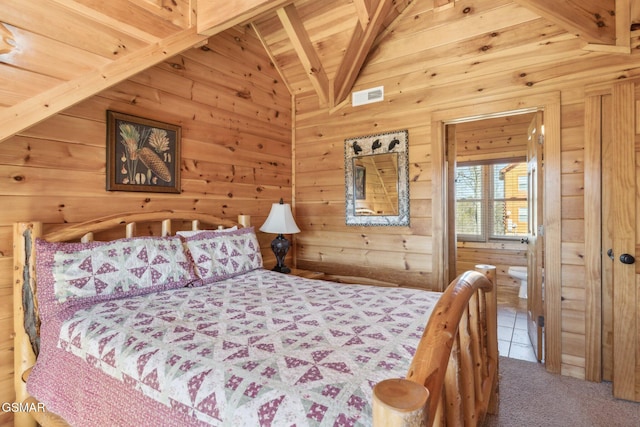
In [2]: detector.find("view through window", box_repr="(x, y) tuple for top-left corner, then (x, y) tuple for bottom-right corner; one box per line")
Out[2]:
(455, 161), (528, 241)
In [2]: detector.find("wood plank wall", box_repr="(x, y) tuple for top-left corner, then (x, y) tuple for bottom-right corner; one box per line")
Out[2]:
(293, 0), (640, 380)
(0, 25), (291, 426)
(1, 3), (640, 423)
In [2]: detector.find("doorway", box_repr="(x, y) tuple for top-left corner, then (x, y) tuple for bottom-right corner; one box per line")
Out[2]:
(445, 111), (543, 362)
(430, 92), (562, 373)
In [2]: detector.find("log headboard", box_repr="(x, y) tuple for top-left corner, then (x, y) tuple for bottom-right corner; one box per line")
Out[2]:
(13, 210), (249, 427)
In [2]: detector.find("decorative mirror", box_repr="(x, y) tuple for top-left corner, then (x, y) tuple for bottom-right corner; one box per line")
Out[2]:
(345, 129), (409, 226)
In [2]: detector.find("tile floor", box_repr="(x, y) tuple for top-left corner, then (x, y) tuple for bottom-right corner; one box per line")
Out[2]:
(497, 304), (538, 362)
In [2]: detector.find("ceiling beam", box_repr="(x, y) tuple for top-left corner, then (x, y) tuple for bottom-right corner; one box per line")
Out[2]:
(277, 4), (330, 106)
(333, 0), (394, 106)
(353, 0), (374, 30)
(512, 0), (616, 46)
(198, 0), (293, 36)
(585, 0), (631, 53)
(0, 27), (208, 144)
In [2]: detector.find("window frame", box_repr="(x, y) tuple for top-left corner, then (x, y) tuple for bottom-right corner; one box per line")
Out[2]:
(455, 158), (528, 243)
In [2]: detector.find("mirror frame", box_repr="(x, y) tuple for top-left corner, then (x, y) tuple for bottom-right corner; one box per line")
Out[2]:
(344, 129), (409, 226)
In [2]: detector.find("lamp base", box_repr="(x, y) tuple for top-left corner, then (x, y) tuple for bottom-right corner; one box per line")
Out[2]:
(270, 234), (291, 274)
(271, 265), (291, 274)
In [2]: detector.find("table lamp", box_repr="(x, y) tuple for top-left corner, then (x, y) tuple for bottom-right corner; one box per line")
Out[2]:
(260, 198), (300, 273)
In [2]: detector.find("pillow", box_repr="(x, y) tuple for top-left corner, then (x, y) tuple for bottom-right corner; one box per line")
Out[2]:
(35, 235), (197, 318)
(181, 226), (263, 286)
(176, 226), (237, 238)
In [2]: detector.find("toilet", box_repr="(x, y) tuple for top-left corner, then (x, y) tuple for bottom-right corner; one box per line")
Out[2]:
(508, 266), (528, 299)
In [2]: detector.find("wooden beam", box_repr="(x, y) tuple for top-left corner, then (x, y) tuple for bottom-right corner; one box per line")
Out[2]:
(197, 0), (293, 36)
(333, 0), (395, 106)
(353, 0), (374, 30)
(251, 22), (294, 95)
(49, 0), (163, 43)
(585, 0), (631, 53)
(0, 27), (208, 144)
(512, 0), (616, 45)
(277, 4), (330, 105)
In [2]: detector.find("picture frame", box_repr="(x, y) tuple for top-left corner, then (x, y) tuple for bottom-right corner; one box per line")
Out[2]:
(106, 110), (181, 193)
(344, 129), (409, 226)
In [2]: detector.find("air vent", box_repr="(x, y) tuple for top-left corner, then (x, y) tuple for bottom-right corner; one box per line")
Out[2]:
(352, 86), (384, 107)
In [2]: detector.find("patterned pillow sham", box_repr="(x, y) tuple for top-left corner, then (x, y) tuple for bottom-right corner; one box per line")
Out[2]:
(182, 226), (263, 286)
(35, 236), (197, 318)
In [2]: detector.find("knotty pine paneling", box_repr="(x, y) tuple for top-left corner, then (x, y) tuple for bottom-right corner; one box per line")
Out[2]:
(0, 26), (291, 419)
(294, 0), (640, 381)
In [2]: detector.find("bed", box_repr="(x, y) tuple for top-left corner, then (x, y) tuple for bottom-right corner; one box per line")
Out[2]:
(13, 210), (499, 426)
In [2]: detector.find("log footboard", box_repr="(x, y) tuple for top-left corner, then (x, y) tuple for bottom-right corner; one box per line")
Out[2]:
(373, 265), (499, 426)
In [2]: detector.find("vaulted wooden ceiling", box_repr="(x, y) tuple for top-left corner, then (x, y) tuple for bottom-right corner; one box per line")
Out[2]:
(0, 0), (634, 143)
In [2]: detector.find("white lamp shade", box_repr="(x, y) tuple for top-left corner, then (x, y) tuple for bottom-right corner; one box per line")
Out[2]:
(260, 202), (301, 234)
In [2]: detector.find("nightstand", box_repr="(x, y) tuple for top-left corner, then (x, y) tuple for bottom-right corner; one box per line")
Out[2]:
(288, 268), (325, 280)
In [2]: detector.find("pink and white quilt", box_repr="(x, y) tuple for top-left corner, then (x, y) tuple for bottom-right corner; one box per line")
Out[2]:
(28, 269), (440, 426)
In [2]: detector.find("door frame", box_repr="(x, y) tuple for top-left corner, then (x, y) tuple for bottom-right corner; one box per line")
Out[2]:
(431, 91), (562, 373)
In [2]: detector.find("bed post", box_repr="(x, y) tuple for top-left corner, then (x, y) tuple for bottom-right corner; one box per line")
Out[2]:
(372, 265), (498, 426)
(372, 378), (429, 426)
(475, 264), (499, 415)
(13, 221), (41, 427)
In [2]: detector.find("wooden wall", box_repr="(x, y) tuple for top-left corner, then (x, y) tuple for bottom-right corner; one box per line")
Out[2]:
(0, 25), (291, 426)
(293, 0), (640, 380)
(2, 3), (640, 423)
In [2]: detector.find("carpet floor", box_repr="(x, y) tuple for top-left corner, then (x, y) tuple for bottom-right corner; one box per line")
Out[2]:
(482, 357), (640, 426)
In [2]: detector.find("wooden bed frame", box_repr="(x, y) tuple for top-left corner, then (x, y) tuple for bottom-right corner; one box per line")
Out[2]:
(13, 210), (498, 427)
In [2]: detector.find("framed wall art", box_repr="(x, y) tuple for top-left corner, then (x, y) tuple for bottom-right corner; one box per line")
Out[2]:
(106, 110), (181, 193)
(344, 129), (409, 226)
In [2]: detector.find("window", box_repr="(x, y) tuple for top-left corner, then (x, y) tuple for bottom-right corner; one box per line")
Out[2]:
(455, 161), (528, 241)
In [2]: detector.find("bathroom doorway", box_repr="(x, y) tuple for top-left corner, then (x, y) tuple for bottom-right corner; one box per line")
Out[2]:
(444, 110), (543, 362)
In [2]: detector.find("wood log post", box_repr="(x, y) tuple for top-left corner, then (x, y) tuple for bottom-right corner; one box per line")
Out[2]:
(161, 219), (172, 236)
(13, 222), (41, 427)
(125, 222), (136, 238)
(475, 264), (499, 415)
(372, 378), (429, 427)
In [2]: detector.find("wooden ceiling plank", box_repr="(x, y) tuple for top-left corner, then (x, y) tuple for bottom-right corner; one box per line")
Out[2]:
(434, 0), (455, 11)
(2, 0), (149, 59)
(512, 0), (616, 45)
(277, 4), (330, 105)
(3, 24), (110, 81)
(124, 0), (191, 29)
(0, 28), (208, 144)
(332, 0), (395, 106)
(50, 0), (177, 41)
(198, 0), (293, 36)
(0, 23), (15, 54)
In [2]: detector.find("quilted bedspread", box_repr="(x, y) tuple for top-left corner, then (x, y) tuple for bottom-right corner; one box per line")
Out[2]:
(28, 269), (440, 426)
